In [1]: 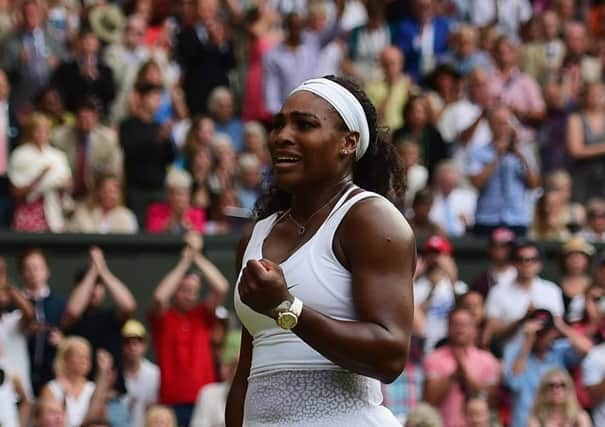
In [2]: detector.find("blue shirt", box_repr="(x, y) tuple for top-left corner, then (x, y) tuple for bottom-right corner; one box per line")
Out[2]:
(467, 143), (537, 227)
(503, 339), (581, 427)
(215, 120), (244, 152)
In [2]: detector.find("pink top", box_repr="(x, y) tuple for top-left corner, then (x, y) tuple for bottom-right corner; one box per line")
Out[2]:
(488, 68), (545, 114)
(423, 345), (500, 427)
(146, 203), (206, 234)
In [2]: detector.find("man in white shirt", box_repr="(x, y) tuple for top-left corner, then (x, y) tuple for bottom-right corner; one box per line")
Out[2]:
(483, 241), (564, 352)
(582, 341), (605, 427)
(121, 319), (159, 427)
(471, 0), (532, 42)
(429, 160), (476, 237)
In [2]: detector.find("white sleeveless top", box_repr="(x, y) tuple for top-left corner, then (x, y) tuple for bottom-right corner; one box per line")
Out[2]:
(0, 375), (19, 427)
(48, 379), (95, 427)
(234, 187), (385, 379)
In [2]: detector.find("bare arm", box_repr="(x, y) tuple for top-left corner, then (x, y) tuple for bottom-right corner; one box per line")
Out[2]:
(586, 377), (605, 406)
(193, 253), (229, 310)
(7, 286), (35, 325)
(91, 248), (136, 321)
(238, 199), (416, 383)
(83, 350), (113, 423)
(460, 111), (485, 145)
(566, 114), (605, 159)
(62, 263), (98, 329)
(423, 375), (455, 405)
(12, 376), (31, 427)
(555, 317), (593, 356)
(149, 249), (194, 315)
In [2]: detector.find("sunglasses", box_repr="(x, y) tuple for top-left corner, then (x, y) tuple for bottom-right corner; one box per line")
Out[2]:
(547, 381), (566, 390)
(515, 256), (540, 263)
(588, 211), (605, 219)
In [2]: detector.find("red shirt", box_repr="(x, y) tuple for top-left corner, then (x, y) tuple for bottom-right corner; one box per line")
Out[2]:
(150, 303), (216, 404)
(146, 202), (206, 234)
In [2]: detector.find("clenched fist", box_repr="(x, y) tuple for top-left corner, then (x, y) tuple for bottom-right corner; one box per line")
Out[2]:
(238, 259), (292, 318)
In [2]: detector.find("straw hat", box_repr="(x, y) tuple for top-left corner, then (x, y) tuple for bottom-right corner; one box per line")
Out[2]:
(89, 4), (126, 44)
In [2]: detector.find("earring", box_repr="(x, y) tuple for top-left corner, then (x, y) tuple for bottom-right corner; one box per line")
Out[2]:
(341, 149), (348, 155)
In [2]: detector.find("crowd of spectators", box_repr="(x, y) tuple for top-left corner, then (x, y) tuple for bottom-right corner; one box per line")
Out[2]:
(2, 0), (605, 426)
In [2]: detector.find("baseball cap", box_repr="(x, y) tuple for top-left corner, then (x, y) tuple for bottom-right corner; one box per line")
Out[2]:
(121, 319), (146, 339)
(489, 227), (516, 245)
(561, 237), (595, 257)
(529, 309), (555, 331)
(423, 235), (452, 255)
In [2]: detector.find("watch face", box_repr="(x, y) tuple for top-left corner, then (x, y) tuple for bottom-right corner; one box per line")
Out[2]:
(278, 312), (298, 330)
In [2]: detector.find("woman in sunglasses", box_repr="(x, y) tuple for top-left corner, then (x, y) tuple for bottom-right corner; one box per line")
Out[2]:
(527, 368), (591, 427)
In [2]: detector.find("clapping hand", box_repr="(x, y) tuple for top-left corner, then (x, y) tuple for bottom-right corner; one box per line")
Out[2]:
(238, 259), (291, 318)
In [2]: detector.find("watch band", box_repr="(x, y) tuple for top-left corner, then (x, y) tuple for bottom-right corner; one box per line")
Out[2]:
(290, 297), (303, 317)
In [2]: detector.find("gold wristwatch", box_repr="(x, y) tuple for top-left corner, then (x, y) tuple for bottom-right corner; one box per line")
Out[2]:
(274, 297), (303, 330)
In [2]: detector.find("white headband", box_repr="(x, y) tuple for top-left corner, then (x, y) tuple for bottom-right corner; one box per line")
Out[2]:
(289, 78), (370, 160)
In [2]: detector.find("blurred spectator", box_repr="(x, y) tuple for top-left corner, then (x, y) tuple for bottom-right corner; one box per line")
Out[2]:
(438, 24), (493, 76)
(429, 160), (476, 237)
(527, 368), (591, 427)
(208, 134), (237, 195)
(582, 336), (605, 426)
(190, 329), (240, 427)
(51, 96), (123, 199)
(470, 227), (517, 299)
(68, 175), (138, 234)
(366, 46), (415, 131)
(34, 86), (74, 129)
(423, 307), (500, 427)
(0, 0), (66, 113)
(235, 154), (262, 214)
(32, 398), (67, 427)
(520, 11), (565, 84)
(148, 232), (228, 426)
(0, 257), (35, 398)
(207, 87), (244, 151)
(120, 83), (175, 226)
(144, 405), (177, 427)
(394, 0), (451, 82)
(424, 63), (462, 125)
(181, 115), (215, 168)
(205, 188), (238, 235)
(8, 112), (72, 232)
(544, 169), (586, 230)
(464, 393), (498, 427)
(263, 1), (345, 113)
(121, 320), (159, 427)
(468, 106), (540, 237)
(529, 190), (572, 241)
(437, 68), (493, 176)
(562, 22), (601, 86)
(0, 68), (19, 227)
(18, 248), (66, 395)
(566, 82), (605, 203)
(39, 336), (95, 427)
(51, 28), (115, 119)
(128, 60), (188, 126)
(392, 95), (449, 180)
(0, 364), (30, 427)
(470, 0), (531, 41)
(538, 79), (575, 175)
(189, 146), (213, 212)
(489, 37), (546, 136)
(104, 14), (170, 124)
(242, 2), (280, 124)
(559, 237), (594, 323)
(408, 188), (444, 240)
(88, 3), (124, 46)
(483, 241), (564, 353)
(343, 1), (393, 83)
(61, 247), (136, 389)
(177, 0), (236, 115)
(397, 141), (428, 209)
(414, 235), (467, 353)
(146, 168), (206, 234)
(503, 311), (592, 427)
(242, 121), (270, 172)
(405, 402), (443, 427)
(578, 198), (605, 243)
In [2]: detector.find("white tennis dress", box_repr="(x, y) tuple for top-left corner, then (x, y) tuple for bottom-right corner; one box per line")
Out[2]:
(234, 186), (401, 426)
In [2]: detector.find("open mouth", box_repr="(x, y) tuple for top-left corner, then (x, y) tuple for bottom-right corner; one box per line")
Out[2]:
(273, 156), (302, 165)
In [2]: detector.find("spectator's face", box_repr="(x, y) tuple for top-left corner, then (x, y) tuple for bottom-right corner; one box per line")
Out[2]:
(97, 178), (121, 211)
(542, 12), (560, 40)
(196, 118), (215, 145)
(565, 25), (587, 56)
(543, 82), (565, 110)
(90, 282), (106, 307)
(21, 252), (50, 290)
(514, 247), (542, 281)
(23, 2), (42, 31)
(558, 0), (576, 19)
(141, 90), (162, 115)
(197, 0), (218, 24)
(457, 30), (477, 57)
(77, 108), (98, 133)
(308, 9), (327, 32)
(584, 83), (605, 111)
(397, 144), (420, 169)
(214, 94), (234, 123)
(465, 398), (490, 427)
(488, 241), (511, 263)
(406, 99), (428, 128)
(0, 71), (9, 101)
(123, 337), (146, 362)
(460, 292), (485, 325)
(241, 166), (261, 188)
(146, 410), (175, 427)
(413, 200), (432, 219)
(40, 90), (64, 117)
(173, 275), (200, 311)
(448, 310), (476, 346)
(80, 33), (100, 57)
(494, 40), (517, 69)
(489, 107), (514, 141)
(414, 0), (433, 23)
(380, 47), (403, 79)
(34, 400), (66, 427)
(143, 65), (163, 85)
(588, 207), (605, 233)
(469, 71), (491, 107)
(435, 166), (458, 194)
(125, 18), (146, 48)
(543, 373), (569, 405)
(66, 343), (92, 378)
(286, 14), (304, 40)
(167, 186), (191, 214)
(563, 252), (590, 275)
(244, 131), (266, 153)
(191, 148), (212, 177)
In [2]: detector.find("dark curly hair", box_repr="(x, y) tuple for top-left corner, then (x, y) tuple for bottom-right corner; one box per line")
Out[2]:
(254, 75), (404, 219)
